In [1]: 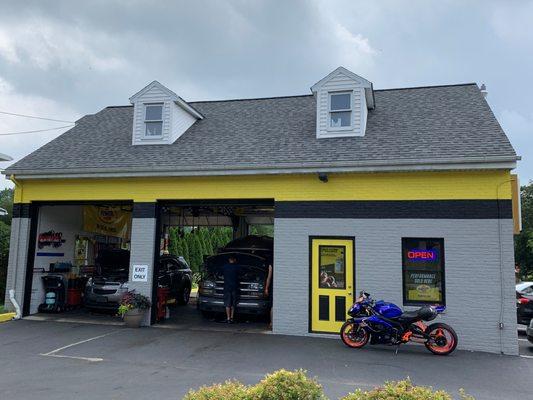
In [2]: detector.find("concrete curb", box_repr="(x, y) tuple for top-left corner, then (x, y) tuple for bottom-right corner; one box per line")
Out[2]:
(0, 313), (16, 323)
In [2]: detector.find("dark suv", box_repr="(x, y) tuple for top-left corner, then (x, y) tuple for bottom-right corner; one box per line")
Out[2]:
(158, 254), (193, 305)
(197, 235), (273, 317)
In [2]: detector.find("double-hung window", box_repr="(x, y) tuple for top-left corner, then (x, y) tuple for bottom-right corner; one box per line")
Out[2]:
(144, 103), (163, 137)
(329, 92), (352, 128)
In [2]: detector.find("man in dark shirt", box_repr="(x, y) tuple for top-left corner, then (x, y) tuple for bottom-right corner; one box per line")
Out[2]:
(223, 255), (239, 323)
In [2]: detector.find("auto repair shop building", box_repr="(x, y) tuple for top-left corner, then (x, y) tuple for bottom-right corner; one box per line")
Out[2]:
(3, 67), (521, 355)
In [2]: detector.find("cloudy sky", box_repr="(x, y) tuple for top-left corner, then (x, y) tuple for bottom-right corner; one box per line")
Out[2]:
(0, 0), (532, 189)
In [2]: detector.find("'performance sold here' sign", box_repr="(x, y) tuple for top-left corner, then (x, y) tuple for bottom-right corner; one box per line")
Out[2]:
(132, 265), (149, 282)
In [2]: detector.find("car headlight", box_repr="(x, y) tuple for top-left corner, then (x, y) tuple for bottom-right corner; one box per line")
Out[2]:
(120, 282), (129, 290)
(202, 280), (216, 289)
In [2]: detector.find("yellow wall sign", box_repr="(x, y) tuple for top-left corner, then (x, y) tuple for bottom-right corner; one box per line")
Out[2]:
(83, 206), (131, 239)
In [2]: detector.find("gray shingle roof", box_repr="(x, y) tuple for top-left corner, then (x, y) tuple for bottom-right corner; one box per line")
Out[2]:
(4, 83), (517, 176)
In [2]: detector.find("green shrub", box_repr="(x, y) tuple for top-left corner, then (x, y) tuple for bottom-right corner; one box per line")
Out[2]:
(183, 372), (472, 400)
(183, 380), (250, 400)
(250, 369), (325, 400)
(341, 379), (473, 400)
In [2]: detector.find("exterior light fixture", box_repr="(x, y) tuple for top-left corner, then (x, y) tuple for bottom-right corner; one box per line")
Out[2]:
(318, 173), (328, 183)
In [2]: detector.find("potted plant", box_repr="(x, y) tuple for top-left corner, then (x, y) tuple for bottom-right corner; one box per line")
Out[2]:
(118, 290), (151, 328)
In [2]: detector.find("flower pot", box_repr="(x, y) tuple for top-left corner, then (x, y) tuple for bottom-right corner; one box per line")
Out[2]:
(123, 308), (146, 328)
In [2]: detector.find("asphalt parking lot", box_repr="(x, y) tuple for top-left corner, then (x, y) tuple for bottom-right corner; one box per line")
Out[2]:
(1, 319), (532, 400)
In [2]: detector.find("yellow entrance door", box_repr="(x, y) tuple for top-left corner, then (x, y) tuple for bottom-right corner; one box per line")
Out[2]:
(310, 237), (354, 333)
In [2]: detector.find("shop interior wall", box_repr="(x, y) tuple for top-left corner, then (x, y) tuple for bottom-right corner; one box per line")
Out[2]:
(30, 205), (93, 314)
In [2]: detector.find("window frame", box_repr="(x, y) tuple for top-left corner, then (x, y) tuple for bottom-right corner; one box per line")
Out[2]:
(328, 91), (353, 131)
(318, 244), (347, 290)
(144, 103), (164, 138)
(401, 237), (446, 306)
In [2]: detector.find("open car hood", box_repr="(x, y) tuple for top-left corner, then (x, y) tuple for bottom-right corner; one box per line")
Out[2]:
(203, 252), (269, 280)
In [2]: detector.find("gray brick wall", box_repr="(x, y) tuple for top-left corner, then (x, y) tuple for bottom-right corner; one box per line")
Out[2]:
(128, 217), (157, 326)
(272, 218), (518, 355)
(3, 217), (31, 312)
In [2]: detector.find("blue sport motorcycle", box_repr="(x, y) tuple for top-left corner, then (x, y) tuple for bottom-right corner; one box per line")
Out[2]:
(340, 291), (458, 355)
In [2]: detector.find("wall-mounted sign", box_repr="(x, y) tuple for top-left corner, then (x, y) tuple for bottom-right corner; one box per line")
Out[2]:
(132, 265), (149, 282)
(83, 206), (131, 239)
(402, 238), (445, 305)
(38, 231), (65, 249)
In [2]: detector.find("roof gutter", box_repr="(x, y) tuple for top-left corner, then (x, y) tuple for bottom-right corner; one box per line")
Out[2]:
(3, 156), (519, 180)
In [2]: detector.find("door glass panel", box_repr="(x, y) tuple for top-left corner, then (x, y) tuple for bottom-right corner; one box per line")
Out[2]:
(319, 245), (346, 289)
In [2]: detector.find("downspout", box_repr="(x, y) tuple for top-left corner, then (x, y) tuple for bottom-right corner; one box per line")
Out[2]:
(8, 290), (21, 320)
(7, 175), (23, 319)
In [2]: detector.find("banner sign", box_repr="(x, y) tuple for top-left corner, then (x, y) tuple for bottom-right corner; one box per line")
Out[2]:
(83, 206), (131, 239)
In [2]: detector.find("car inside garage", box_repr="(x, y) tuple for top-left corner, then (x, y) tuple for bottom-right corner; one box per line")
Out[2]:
(24, 203), (133, 322)
(154, 200), (274, 331)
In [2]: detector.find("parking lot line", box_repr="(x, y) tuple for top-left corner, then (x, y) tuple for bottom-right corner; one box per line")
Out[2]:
(40, 330), (120, 362)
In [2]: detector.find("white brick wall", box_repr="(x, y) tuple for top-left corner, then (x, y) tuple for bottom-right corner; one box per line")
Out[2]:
(273, 218), (518, 355)
(128, 217), (157, 326)
(3, 218), (31, 312)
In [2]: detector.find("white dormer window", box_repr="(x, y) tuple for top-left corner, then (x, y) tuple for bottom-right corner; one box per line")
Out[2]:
(329, 92), (352, 128)
(311, 67), (374, 139)
(144, 103), (163, 137)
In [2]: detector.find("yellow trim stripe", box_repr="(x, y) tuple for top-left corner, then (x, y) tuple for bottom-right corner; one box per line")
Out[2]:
(13, 170), (512, 204)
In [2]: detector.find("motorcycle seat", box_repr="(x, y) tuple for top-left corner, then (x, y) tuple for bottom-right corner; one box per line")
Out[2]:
(397, 306), (436, 323)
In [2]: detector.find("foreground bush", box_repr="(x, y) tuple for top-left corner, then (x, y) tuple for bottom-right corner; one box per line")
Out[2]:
(183, 380), (249, 400)
(251, 369), (325, 400)
(184, 370), (324, 400)
(341, 379), (473, 400)
(183, 372), (473, 400)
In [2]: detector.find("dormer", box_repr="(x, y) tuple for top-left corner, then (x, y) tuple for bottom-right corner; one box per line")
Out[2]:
(311, 67), (374, 139)
(129, 81), (203, 145)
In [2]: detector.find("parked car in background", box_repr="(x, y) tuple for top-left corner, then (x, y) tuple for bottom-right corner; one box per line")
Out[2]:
(85, 250), (192, 311)
(158, 254), (193, 305)
(197, 235), (273, 318)
(516, 282), (533, 325)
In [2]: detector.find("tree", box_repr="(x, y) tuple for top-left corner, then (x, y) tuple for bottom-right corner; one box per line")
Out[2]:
(0, 220), (10, 302)
(0, 188), (14, 226)
(0, 188), (13, 303)
(168, 228), (179, 256)
(515, 182), (533, 280)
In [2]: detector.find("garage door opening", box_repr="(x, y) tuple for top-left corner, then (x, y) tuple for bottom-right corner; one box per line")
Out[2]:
(24, 202), (132, 325)
(155, 200), (274, 332)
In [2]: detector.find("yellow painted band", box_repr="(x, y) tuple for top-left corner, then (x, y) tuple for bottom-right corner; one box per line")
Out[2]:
(13, 170), (512, 204)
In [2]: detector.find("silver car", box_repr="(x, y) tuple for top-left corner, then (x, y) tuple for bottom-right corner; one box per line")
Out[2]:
(84, 249), (130, 311)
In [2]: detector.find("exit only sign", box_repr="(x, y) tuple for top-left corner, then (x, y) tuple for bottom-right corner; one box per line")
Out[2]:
(132, 265), (149, 282)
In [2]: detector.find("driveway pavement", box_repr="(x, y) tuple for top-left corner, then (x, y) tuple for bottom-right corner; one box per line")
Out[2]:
(1, 319), (532, 400)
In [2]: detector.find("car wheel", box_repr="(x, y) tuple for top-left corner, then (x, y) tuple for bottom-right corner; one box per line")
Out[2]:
(178, 285), (191, 305)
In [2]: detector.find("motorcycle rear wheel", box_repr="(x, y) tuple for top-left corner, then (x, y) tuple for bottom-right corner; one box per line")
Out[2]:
(424, 322), (458, 355)
(340, 321), (369, 348)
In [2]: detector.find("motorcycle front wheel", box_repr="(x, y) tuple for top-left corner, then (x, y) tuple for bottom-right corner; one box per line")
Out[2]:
(340, 321), (369, 348)
(424, 323), (458, 355)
